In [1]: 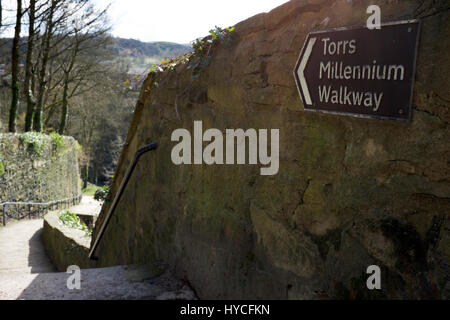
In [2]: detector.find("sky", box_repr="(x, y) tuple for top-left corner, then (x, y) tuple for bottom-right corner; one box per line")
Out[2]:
(0, 0), (289, 43)
(94, 0), (289, 44)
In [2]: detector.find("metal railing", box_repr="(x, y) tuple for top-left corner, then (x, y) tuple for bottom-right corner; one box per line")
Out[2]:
(0, 194), (82, 226)
(89, 142), (158, 260)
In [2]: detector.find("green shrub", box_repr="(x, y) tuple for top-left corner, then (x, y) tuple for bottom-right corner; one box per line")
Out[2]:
(59, 210), (92, 236)
(209, 25), (235, 42)
(0, 161), (5, 176)
(192, 39), (204, 54)
(94, 185), (110, 201)
(49, 132), (66, 156)
(20, 132), (46, 156)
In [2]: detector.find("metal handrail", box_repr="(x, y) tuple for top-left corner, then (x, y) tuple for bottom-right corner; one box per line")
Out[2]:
(89, 142), (158, 260)
(1, 194), (82, 226)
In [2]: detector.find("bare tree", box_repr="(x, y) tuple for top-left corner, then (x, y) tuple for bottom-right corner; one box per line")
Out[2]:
(33, 0), (59, 132)
(8, 0), (23, 132)
(67, 58), (133, 186)
(56, 5), (111, 134)
(30, 0), (110, 133)
(24, 0), (39, 131)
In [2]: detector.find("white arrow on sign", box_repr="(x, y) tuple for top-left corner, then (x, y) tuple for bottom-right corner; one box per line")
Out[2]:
(297, 37), (316, 106)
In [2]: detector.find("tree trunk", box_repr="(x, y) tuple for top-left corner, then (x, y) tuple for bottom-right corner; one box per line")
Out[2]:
(33, 0), (56, 132)
(8, 0), (22, 133)
(83, 161), (89, 189)
(24, 0), (36, 132)
(58, 74), (69, 134)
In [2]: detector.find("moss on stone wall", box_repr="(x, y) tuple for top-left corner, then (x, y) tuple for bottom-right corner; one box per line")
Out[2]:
(0, 133), (81, 211)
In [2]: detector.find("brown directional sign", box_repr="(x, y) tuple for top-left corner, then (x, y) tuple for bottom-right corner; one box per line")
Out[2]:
(293, 20), (420, 121)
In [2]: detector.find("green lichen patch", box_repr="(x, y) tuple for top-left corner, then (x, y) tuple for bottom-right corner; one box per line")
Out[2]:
(0, 161), (5, 176)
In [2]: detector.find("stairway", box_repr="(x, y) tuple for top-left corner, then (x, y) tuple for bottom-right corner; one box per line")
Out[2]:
(0, 216), (196, 300)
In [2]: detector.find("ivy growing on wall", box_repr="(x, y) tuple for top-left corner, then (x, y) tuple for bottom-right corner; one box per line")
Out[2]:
(146, 25), (236, 77)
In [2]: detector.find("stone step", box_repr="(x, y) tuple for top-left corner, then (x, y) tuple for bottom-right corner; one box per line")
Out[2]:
(0, 265), (197, 300)
(0, 199), (196, 300)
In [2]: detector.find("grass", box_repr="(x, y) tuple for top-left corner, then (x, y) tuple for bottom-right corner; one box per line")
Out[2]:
(82, 183), (102, 196)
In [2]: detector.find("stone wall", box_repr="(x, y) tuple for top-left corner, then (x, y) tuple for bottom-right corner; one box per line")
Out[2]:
(92, 0), (450, 299)
(43, 211), (95, 271)
(0, 133), (81, 220)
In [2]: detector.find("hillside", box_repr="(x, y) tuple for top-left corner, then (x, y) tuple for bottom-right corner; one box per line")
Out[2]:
(112, 38), (191, 69)
(0, 36), (191, 185)
(0, 37), (192, 72)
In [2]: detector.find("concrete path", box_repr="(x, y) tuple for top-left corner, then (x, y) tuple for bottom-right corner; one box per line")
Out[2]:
(0, 196), (99, 275)
(0, 219), (56, 275)
(0, 196), (197, 300)
(69, 195), (102, 216)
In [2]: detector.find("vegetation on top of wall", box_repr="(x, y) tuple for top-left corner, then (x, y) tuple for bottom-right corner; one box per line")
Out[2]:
(59, 210), (92, 236)
(49, 132), (67, 157)
(10, 132), (70, 158)
(192, 25), (235, 54)
(19, 132), (47, 156)
(147, 54), (192, 73)
(191, 25), (235, 78)
(146, 25), (236, 76)
(0, 133), (81, 212)
(209, 26), (235, 45)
